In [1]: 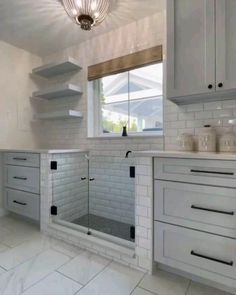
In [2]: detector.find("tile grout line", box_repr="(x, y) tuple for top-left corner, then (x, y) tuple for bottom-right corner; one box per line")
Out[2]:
(0, 242), (75, 294)
(0, 239), (65, 273)
(136, 286), (159, 295)
(16, 249), (74, 295)
(58, 251), (113, 291)
(21, 240), (94, 294)
(73, 260), (114, 294)
(185, 280), (192, 295)
(17, 248), (75, 294)
(55, 270), (85, 286)
(129, 270), (147, 295)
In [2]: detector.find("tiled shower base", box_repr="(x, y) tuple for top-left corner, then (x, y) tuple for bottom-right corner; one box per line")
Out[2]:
(72, 214), (135, 242)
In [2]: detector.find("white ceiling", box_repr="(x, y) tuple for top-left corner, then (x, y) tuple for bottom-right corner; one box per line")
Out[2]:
(0, 0), (165, 57)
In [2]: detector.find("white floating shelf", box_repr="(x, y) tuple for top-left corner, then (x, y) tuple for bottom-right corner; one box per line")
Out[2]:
(32, 57), (82, 78)
(32, 84), (82, 100)
(34, 110), (83, 120)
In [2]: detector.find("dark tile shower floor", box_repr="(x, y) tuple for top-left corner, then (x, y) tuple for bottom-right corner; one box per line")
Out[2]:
(73, 214), (135, 242)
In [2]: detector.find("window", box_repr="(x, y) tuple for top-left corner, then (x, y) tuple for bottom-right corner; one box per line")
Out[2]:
(87, 46), (163, 137)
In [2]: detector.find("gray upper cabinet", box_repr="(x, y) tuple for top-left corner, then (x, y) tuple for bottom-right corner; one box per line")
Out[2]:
(216, 0), (236, 93)
(166, 0), (236, 104)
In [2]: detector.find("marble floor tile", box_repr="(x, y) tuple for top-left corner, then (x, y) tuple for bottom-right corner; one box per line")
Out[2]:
(132, 287), (157, 295)
(0, 216), (233, 295)
(139, 270), (190, 295)
(0, 249), (70, 295)
(49, 237), (84, 258)
(187, 282), (233, 295)
(0, 216), (21, 228)
(76, 262), (144, 295)
(22, 272), (82, 295)
(0, 244), (10, 254)
(0, 217), (40, 248)
(1, 228), (40, 248)
(58, 251), (110, 285)
(0, 236), (50, 270)
(0, 267), (6, 276)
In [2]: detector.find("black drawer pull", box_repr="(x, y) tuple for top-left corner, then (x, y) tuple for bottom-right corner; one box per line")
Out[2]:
(13, 200), (27, 206)
(13, 157), (27, 161)
(191, 250), (233, 266)
(13, 176), (27, 180)
(81, 177), (87, 180)
(191, 205), (234, 216)
(89, 178), (95, 181)
(190, 169), (234, 176)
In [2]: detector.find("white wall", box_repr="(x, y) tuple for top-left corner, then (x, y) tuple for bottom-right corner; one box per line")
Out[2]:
(0, 41), (42, 213)
(0, 41), (42, 149)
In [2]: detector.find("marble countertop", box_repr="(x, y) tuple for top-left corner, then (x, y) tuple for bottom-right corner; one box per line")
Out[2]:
(0, 148), (88, 154)
(133, 150), (236, 160)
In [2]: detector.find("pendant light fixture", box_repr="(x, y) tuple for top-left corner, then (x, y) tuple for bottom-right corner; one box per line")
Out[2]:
(62, 0), (110, 31)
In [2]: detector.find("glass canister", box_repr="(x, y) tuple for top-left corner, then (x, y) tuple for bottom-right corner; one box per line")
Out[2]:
(198, 125), (216, 152)
(219, 132), (236, 152)
(177, 133), (194, 151)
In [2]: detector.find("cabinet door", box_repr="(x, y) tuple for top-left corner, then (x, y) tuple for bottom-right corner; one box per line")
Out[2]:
(216, 0), (236, 92)
(166, 0), (215, 99)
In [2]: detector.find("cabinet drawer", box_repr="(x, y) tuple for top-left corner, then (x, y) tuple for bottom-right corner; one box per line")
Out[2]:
(5, 189), (39, 221)
(5, 166), (40, 194)
(154, 222), (236, 280)
(4, 153), (40, 168)
(154, 157), (236, 187)
(154, 180), (236, 237)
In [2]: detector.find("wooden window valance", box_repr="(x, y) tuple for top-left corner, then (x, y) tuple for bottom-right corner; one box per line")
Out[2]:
(88, 45), (162, 81)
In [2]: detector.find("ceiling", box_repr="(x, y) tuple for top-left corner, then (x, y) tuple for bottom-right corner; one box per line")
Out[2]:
(0, 0), (165, 57)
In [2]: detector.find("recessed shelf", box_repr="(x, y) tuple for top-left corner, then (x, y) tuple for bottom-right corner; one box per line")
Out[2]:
(34, 110), (83, 120)
(32, 84), (82, 100)
(32, 57), (82, 78)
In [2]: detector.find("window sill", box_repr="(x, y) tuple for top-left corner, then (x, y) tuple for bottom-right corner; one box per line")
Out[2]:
(87, 132), (164, 139)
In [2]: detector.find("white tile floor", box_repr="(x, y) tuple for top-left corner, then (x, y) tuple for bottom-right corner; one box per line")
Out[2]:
(0, 216), (233, 295)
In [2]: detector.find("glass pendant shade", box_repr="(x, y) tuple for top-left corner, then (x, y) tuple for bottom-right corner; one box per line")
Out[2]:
(62, 0), (110, 31)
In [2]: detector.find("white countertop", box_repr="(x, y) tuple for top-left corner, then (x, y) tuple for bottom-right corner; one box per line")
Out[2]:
(0, 149), (87, 154)
(133, 150), (236, 160)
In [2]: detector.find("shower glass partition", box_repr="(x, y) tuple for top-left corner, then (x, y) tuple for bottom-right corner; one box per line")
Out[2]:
(51, 152), (89, 232)
(51, 152), (135, 245)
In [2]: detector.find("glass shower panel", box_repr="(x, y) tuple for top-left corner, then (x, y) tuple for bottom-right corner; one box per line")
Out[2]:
(88, 154), (135, 242)
(51, 152), (89, 230)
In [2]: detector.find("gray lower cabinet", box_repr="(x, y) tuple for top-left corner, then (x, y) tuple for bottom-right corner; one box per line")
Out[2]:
(4, 152), (40, 222)
(5, 165), (40, 194)
(154, 222), (236, 280)
(4, 152), (40, 168)
(154, 157), (236, 289)
(5, 189), (40, 221)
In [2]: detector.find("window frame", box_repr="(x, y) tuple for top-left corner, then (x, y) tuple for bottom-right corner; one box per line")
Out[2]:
(87, 46), (163, 138)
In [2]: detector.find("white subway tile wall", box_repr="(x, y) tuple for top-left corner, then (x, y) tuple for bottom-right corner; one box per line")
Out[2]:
(164, 98), (236, 150)
(40, 153), (153, 272)
(51, 153), (88, 222)
(89, 155), (135, 225)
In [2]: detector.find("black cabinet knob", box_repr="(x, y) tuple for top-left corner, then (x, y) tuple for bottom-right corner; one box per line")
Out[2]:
(208, 84), (213, 89)
(218, 82), (223, 88)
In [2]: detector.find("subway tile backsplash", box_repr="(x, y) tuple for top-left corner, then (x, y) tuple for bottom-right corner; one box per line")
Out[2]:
(164, 98), (236, 150)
